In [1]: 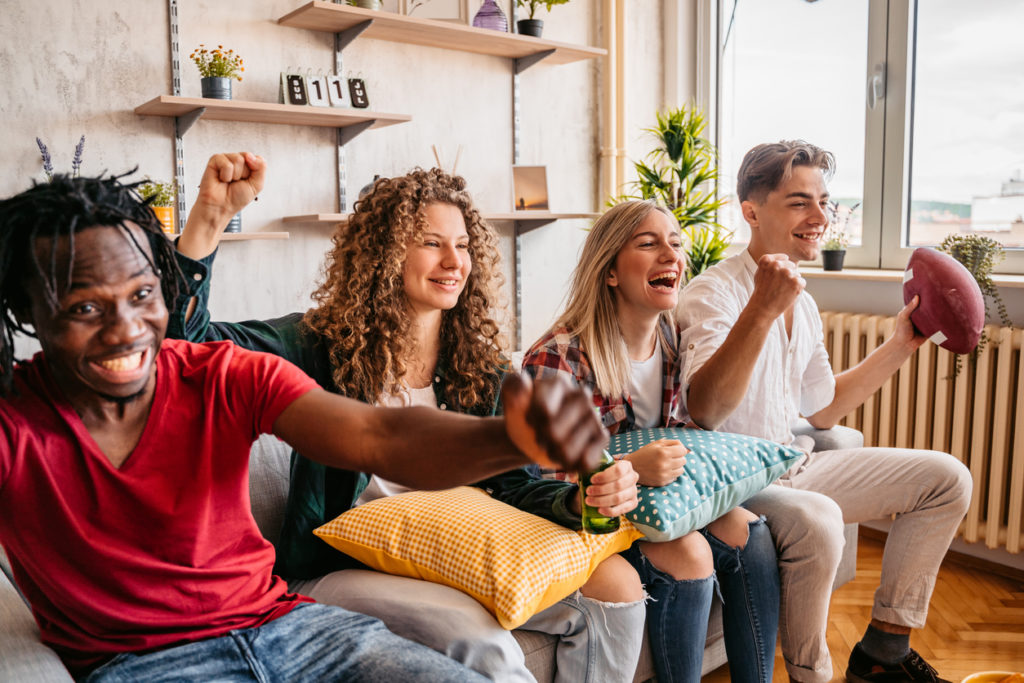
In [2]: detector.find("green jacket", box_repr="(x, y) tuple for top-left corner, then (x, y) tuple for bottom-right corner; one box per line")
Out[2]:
(168, 250), (581, 580)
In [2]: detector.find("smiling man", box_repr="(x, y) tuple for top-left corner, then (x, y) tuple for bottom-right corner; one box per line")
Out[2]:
(0, 169), (607, 681)
(676, 141), (972, 683)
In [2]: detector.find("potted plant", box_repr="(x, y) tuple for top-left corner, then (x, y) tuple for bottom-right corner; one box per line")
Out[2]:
(820, 200), (859, 271)
(614, 105), (730, 282)
(515, 0), (569, 38)
(938, 233), (1012, 373)
(138, 179), (177, 236)
(190, 44), (244, 100)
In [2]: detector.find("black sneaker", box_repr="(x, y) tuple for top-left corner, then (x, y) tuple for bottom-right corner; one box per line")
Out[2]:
(846, 643), (952, 683)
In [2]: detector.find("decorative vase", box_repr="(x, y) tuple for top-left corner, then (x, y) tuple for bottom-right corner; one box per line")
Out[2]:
(201, 76), (232, 100)
(472, 0), (508, 32)
(355, 0), (381, 9)
(225, 213), (242, 234)
(517, 19), (544, 37)
(822, 250), (846, 271)
(152, 206), (175, 236)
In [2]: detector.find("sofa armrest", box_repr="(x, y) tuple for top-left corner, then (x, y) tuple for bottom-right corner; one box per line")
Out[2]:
(792, 418), (864, 452)
(0, 548), (74, 682)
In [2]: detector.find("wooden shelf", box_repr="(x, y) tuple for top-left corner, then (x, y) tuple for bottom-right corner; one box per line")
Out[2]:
(283, 211), (598, 235)
(135, 96), (411, 130)
(222, 232), (291, 241)
(278, 1), (606, 69)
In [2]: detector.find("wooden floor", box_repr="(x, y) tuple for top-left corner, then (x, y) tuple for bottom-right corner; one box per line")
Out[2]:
(703, 532), (1024, 682)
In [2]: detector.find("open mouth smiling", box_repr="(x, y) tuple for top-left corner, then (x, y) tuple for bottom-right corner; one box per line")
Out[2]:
(647, 271), (679, 290)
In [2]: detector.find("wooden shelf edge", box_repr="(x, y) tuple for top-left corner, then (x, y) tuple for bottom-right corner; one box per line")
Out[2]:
(221, 232), (291, 241)
(134, 96), (411, 129)
(278, 1), (606, 65)
(282, 211), (600, 225)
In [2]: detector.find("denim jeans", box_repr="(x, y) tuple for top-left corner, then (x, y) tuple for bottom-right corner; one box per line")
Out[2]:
(621, 543), (713, 683)
(622, 516), (779, 683)
(82, 602), (487, 682)
(703, 516), (779, 683)
(294, 568), (646, 683)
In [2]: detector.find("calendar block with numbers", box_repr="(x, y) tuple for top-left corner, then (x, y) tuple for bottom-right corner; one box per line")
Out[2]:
(348, 78), (369, 108)
(305, 76), (329, 107)
(280, 73), (308, 106)
(326, 75), (346, 107)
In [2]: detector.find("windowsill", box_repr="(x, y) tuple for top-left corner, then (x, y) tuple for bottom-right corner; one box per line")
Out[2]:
(801, 266), (1024, 288)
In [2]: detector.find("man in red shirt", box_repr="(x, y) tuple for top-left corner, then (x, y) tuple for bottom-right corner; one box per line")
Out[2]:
(0, 161), (608, 682)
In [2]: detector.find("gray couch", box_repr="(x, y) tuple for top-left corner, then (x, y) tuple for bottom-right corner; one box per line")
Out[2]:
(0, 421), (861, 682)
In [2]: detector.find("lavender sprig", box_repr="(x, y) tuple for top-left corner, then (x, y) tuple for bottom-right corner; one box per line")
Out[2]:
(72, 135), (85, 178)
(36, 137), (53, 181)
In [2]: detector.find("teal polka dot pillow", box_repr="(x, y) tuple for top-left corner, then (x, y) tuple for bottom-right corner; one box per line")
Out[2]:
(608, 428), (803, 542)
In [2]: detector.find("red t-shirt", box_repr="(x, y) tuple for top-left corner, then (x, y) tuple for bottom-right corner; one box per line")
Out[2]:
(0, 339), (318, 676)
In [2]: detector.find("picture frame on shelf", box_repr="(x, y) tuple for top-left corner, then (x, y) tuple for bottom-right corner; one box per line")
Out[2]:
(512, 165), (549, 211)
(403, 0), (468, 22)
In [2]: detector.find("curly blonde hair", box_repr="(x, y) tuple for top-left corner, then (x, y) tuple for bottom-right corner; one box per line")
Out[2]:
(303, 168), (506, 410)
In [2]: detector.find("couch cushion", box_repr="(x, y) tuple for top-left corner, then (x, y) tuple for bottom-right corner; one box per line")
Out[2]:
(312, 486), (642, 629)
(608, 428), (803, 542)
(248, 434), (294, 547)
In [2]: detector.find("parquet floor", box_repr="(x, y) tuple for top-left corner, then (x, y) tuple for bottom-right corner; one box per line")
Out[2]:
(703, 532), (1024, 682)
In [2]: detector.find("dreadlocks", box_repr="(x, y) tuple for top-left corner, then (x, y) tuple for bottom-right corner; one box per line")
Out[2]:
(0, 171), (182, 396)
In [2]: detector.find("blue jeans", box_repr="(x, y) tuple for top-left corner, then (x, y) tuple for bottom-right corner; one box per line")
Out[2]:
(623, 517), (779, 683)
(704, 516), (780, 683)
(82, 602), (487, 682)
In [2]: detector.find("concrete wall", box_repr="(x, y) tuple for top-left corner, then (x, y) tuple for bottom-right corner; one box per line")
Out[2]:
(3, 0), (668, 355)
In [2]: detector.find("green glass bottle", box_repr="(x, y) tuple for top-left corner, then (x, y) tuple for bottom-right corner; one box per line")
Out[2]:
(579, 450), (620, 534)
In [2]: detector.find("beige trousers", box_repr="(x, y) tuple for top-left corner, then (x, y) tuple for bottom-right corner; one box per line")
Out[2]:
(743, 447), (972, 683)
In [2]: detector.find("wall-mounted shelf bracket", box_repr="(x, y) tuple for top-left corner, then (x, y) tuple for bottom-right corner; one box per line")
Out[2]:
(338, 19), (373, 50)
(338, 119), (375, 145)
(514, 49), (557, 74)
(175, 107), (207, 136)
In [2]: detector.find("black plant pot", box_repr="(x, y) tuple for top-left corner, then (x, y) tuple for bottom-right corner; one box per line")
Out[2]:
(517, 19), (544, 37)
(822, 249), (846, 271)
(201, 77), (232, 100)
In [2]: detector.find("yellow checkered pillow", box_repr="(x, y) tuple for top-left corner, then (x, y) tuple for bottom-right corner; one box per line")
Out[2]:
(313, 486), (642, 629)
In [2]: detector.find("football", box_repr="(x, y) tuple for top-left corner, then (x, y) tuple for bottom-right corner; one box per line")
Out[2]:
(903, 247), (985, 354)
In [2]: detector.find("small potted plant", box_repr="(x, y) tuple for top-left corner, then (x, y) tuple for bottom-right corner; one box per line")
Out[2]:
(515, 0), (570, 37)
(938, 233), (1012, 373)
(138, 179), (177, 235)
(821, 200), (860, 271)
(190, 44), (244, 100)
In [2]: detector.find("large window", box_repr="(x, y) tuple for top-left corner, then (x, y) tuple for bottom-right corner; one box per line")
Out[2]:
(715, 0), (1024, 273)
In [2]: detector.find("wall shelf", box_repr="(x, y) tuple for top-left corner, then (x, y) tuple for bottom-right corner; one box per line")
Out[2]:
(222, 232), (290, 241)
(277, 1), (606, 71)
(283, 211), (599, 235)
(135, 96), (411, 136)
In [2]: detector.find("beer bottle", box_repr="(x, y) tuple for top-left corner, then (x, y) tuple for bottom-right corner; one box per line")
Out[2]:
(579, 449), (620, 534)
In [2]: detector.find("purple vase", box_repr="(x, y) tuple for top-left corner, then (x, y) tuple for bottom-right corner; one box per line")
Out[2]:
(472, 0), (508, 32)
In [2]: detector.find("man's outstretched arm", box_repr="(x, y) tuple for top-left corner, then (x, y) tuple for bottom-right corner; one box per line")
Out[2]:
(807, 296), (927, 429)
(273, 373), (608, 489)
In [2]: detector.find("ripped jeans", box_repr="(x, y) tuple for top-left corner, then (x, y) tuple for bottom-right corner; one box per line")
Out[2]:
(622, 516), (780, 683)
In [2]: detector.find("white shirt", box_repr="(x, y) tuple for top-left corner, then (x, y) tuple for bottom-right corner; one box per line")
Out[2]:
(676, 249), (836, 446)
(627, 336), (664, 429)
(356, 383), (439, 506)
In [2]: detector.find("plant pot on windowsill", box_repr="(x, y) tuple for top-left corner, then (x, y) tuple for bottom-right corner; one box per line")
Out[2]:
(822, 249), (846, 271)
(517, 19), (543, 37)
(201, 77), (233, 100)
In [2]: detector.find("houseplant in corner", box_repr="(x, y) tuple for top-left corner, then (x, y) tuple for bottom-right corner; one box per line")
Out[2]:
(515, 0), (569, 37)
(614, 105), (730, 282)
(938, 233), (1012, 374)
(138, 179), (177, 236)
(190, 44), (244, 100)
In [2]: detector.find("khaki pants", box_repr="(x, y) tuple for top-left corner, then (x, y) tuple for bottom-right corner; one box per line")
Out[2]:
(744, 447), (972, 683)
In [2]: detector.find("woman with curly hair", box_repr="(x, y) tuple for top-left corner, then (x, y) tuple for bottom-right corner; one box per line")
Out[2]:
(169, 153), (646, 683)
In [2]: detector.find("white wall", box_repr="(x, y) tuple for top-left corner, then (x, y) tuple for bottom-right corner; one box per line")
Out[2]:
(1, 0), (626, 354)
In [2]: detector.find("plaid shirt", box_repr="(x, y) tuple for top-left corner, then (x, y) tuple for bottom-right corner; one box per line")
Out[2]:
(522, 319), (686, 436)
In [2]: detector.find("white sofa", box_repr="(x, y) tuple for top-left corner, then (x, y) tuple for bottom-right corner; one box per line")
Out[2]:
(0, 420), (860, 682)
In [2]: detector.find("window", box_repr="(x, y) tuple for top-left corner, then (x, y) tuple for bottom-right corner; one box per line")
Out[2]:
(714, 0), (1024, 273)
